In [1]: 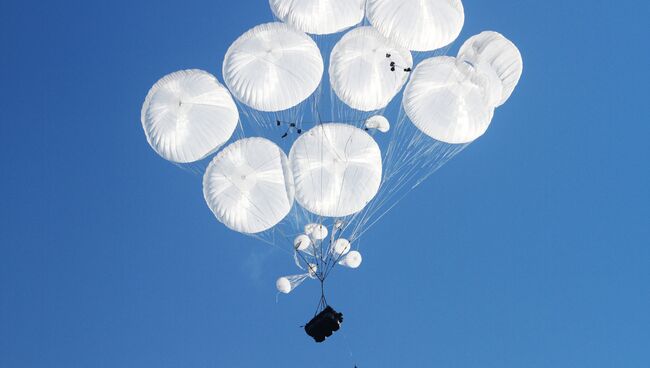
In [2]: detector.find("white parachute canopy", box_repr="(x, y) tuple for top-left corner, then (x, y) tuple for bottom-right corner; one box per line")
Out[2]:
(141, 69), (239, 163)
(457, 31), (523, 107)
(329, 26), (413, 111)
(290, 123), (383, 217)
(403, 56), (494, 144)
(203, 137), (295, 234)
(339, 250), (362, 268)
(366, 0), (465, 52)
(269, 0), (365, 35)
(276, 273), (308, 294)
(331, 238), (351, 256)
(294, 234), (312, 251)
(364, 115), (390, 133)
(305, 223), (328, 240)
(222, 22), (324, 112)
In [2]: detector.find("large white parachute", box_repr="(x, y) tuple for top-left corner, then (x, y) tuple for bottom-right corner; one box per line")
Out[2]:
(141, 70), (239, 163)
(223, 22), (324, 112)
(329, 26), (413, 112)
(290, 123), (382, 217)
(203, 137), (294, 234)
(403, 56), (495, 144)
(458, 31), (524, 107)
(269, 0), (365, 35)
(366, 0), (465, 51)
(141, 3), (523, 303)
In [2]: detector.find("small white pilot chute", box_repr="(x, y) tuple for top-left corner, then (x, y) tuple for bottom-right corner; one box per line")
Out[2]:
(364, 115), (390, 133)
(276, 274), (307, 294)
(338, 250), (362, 269)
(294, 234), (312, 251)
(331, 238), (351, 256)
(305, 223), (328, 240)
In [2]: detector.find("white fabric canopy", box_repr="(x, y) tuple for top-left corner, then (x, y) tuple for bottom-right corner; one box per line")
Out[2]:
(141, 69), (239, 163)
(223, 22), (324, 112)
(289, 123), (382, 217)
(329, 26), (412, 111)
(458, 31), (523, 107)
(403, 56), (494, 144)
(364, 115), (390, 133)
(366, 0), (465, 51)
(269, 0), (365, 35)
(203, 137), (294, 234)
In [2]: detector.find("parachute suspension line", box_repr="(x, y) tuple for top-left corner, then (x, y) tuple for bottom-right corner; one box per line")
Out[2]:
(345, 100), (469, 242)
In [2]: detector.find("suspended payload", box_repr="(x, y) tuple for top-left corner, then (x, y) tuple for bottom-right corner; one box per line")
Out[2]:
(366, 0), (465, 52)
(329, 26), (412, 111)
(141, 70), (239, 163)
(339, 250), (362, 268)
(364, 115), (390, 133)
(222, 22), (324, 112)
(403, 56), (494, 144)
(457, 31), (523, 107)
(269, 0), (365, 35)
(290, 123), (383, 217)
(203, 137), (294, 234)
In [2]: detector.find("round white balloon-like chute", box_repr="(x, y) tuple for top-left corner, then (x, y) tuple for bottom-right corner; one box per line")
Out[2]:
(332, 238), (351, 256)
(329, 26), (412, 111)
(364, 115), (390, 133)
(269, 0), (365, 35)
(403, 56), (495, 144)
(294, 234), (312, 251)
(339, 250), (362, 268)
(366, 0), (465, 52)
(222, 22), (324, 112)
(305, 223), (328, 240)
(290, 123), (383, 218)
(457, 31), (523, 107)
(141, 69), (239, 163)
(203, 137), (294, 234)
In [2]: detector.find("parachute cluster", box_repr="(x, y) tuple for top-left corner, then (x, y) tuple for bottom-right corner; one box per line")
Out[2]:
(141, 0), (522, 303)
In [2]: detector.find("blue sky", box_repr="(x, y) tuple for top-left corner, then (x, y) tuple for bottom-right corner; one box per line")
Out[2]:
(1, 1), (649, 367)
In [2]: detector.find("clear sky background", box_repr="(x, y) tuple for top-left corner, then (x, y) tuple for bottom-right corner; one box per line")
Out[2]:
(1, 1), (649, 367)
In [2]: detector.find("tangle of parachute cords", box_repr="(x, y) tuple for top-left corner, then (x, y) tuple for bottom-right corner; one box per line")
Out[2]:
(275, 118), (370, 138)
(385, 53), (412, 73)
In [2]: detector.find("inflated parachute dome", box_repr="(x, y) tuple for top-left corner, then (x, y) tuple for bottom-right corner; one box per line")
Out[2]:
(140, 0), (523, 342)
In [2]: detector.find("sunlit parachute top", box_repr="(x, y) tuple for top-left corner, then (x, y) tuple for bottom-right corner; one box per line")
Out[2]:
(141, 0), (523, 302)
(141, 70), (239, 163)
(222, 22), (324, 112)
(269, 0), (366, 35)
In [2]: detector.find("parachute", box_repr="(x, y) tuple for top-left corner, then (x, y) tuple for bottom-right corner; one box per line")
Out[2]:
(222, 22), (324, 112)
(141, 70), (239, 163)
(366, 0), (465, 51)
(140, 0), (523, 342)
(329, 26), (413, 111)
(269, 0), (365, 35)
